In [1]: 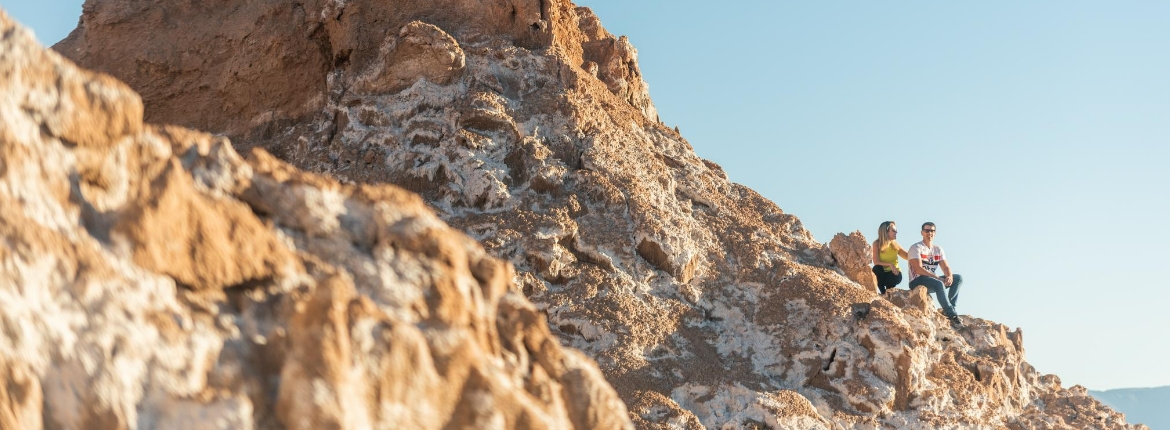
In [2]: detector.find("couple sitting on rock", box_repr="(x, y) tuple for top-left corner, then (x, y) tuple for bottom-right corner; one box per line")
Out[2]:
(871, 221), (964, 325)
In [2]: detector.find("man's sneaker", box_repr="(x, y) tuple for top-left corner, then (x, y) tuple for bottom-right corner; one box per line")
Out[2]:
(947, 315), (963, 327)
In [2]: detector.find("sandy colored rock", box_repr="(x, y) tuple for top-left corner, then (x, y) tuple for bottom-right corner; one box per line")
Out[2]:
(353, 21), (467, 94)
(46, 0), (1147, 428)
(829, 230), (878, 292)
(0, 10), (631, 430)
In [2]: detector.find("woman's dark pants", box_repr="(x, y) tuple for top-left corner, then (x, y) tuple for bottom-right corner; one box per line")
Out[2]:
(871, 265), (902, 294)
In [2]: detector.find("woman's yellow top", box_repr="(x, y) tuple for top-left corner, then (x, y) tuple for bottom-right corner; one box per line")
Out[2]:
(878, 241), (900, 272)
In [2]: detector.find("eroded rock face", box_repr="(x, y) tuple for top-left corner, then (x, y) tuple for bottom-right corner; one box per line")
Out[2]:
(51, 0), (1143, 428)
(0, 11), (631, 430)
(354, 21), (467, 95)
(829, 231), (878, 293)
(55, 0), (656, 142)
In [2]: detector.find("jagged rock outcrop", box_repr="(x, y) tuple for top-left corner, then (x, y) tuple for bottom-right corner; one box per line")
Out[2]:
(54, 0), (657, 142)
(51, 0), (1144, 428)
(829, 231), (878, 293)
(0, 10), (632, 430)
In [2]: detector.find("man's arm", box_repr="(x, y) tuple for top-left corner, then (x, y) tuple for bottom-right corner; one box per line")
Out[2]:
(939, 260), (954, 286)
(909, 258), (940, 280)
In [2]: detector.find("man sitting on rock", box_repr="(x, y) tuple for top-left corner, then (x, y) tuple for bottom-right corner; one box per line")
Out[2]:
(908, 222), (964, 326)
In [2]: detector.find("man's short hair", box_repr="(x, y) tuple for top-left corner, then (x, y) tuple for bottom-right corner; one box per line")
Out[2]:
(922, 222), (936, 230)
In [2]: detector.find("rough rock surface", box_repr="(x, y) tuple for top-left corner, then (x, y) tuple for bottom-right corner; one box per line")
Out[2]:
(0, 10), (632, 430)
(50, 0), (1145, 428)
(829, 231), (878, 293)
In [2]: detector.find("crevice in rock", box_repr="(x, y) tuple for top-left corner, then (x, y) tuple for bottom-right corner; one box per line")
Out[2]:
(333, 48), (351, 68)
(559, 234), (613, 272)
(851, 303), (871, 321)
(690, 199), (710, 212)
(175, 280), (198, 291)
(223, 276), (276, 313)
(700, 307), (722, 323)
(558, 323), (579, 337)
(823, 348), (837, 372)
(742, 418), (768, 430)
(636, 237), (672, 275)
(75, 188), (113, 244)
(307, 21), (333, 77)
(503, 148), (527, 186)
(224, 277), (274, 292)
(659, 154), (683, 169)
(965, 364), (983, 382)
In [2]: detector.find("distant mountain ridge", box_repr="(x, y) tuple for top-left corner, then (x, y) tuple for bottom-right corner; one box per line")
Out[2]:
(1092, 386), (1170, 430)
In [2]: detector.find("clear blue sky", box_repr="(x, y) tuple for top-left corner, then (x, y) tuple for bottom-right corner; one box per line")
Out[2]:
(5, 0), (1168, 390)
(579, 0), (1170, 392)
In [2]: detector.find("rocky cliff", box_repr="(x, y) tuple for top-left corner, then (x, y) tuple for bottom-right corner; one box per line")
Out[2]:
(2, 0), (1142, 428)
(0, 10), (631, 429)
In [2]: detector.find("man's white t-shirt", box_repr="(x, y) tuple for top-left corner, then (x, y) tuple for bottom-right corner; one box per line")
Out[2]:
(908, 241), (945, 282)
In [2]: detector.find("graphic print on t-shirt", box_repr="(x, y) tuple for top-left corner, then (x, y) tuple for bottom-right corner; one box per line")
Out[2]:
(918, 252), (942, 274)
(909, 242), (945, 281)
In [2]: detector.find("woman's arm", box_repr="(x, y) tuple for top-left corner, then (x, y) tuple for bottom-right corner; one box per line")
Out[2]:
(889, 243), (905, 274)
(872, 241), (884, 267)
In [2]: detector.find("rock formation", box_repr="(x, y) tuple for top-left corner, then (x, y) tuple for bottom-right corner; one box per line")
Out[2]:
(0, 10), (631, 430)
(829, 231), (878, 293)
(1, 0), (1142, 428)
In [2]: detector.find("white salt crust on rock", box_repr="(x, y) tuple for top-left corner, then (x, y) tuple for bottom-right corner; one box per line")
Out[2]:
(48, 0), (1148, 428)
(0, 9), (632, 430)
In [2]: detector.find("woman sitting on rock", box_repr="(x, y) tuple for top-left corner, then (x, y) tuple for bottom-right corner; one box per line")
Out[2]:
(871, 221), (909, 294)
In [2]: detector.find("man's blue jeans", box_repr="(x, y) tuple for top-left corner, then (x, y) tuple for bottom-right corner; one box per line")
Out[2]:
(909, 274), (963, 318)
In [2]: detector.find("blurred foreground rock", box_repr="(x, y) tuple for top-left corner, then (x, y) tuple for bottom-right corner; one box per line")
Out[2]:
(0, 10), (632, 430)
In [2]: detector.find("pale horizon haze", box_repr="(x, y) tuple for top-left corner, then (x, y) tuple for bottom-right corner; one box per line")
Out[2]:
(4, 0), (1168, 391)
